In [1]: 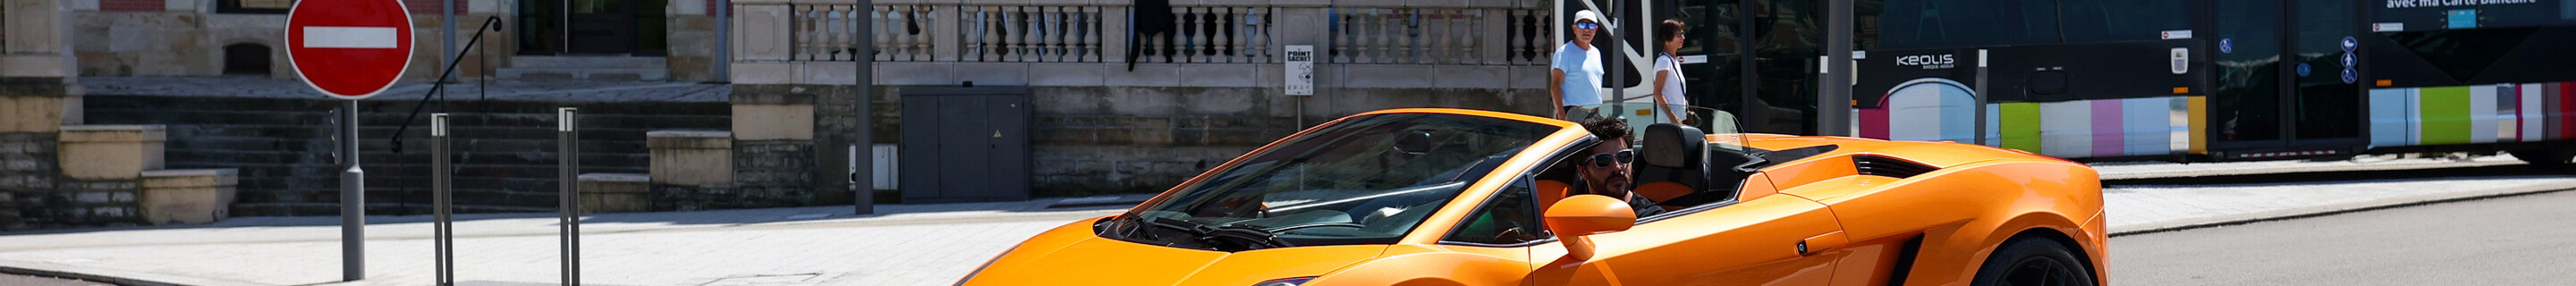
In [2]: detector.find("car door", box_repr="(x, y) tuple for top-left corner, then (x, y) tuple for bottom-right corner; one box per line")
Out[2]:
(1527, 193), (1846, 285)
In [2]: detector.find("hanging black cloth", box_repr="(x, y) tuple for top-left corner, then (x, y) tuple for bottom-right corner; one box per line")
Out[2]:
(1129, 0), (1175, 71)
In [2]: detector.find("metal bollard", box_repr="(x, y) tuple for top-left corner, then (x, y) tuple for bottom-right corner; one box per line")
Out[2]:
(557, 107), (581, 286)
(431, 113), (454, 286)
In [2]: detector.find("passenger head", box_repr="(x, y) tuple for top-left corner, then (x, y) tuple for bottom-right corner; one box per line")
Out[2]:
(1572, 10), (1601, 46)
(1577, 117), (1635, 199)
(1657, 19), (1688, 54)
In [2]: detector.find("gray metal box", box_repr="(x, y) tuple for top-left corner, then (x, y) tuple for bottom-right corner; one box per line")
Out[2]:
(897, 87), (1032, 203)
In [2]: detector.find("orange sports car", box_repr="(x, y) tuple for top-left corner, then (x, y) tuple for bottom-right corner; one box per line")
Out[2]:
(955, 106), (2105, 286)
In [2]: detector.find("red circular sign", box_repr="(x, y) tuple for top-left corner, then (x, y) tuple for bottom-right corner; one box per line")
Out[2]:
(285, 0), (414, 100)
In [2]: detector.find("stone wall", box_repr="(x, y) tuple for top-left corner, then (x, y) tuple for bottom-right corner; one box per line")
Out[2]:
(0, 132), (58, 230)
(81, 95), (728, 215)
(792, 85), (1554, 200)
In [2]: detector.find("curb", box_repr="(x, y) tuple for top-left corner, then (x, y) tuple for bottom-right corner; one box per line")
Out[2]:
(2097, 160), (2522, 181)
(0, 260), (271, 286)
(2107, 183), (2576, 237)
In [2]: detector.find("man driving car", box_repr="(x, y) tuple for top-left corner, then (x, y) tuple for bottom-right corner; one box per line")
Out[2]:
(1575, 117), (1666, 218)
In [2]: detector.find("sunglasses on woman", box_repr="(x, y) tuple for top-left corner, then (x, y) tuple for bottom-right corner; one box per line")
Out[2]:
(1588, 149), (1635, 168)
(1574, 21), (1600, 30)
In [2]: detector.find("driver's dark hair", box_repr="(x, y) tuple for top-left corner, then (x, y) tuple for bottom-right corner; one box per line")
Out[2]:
(1583, 116), (1633, 144)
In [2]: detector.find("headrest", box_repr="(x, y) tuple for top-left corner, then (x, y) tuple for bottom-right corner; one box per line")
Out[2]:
(1641, 123), (1706, 167)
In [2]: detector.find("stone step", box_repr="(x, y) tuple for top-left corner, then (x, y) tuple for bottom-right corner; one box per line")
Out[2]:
(512, 55), (668, 69)
(495, 68), (672, 81)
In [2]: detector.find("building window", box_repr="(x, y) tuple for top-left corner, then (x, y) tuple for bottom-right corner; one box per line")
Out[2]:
(219, 0), (292, 13)
(225, 44), (274, 76)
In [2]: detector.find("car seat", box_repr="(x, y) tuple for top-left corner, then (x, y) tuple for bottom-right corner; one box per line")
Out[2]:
(1632, 123), (1708, 208)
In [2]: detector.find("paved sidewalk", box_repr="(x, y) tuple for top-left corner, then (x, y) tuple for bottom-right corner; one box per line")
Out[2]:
(0, 159), (2568, 286)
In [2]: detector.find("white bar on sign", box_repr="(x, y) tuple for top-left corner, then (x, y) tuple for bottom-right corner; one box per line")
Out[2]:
(2373, 22), (2405, 32)
(302, 27), (400, 48)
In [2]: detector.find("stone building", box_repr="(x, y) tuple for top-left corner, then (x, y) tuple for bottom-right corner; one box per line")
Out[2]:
(66, 0), (727, 81)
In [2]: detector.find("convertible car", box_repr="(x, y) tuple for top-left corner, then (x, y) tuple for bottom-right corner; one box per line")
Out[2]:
(955, 106), (2105, 286)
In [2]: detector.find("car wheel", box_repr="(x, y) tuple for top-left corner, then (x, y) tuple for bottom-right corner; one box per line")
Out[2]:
(2507, 149), (2572, 165)
(1970, 238), (2095, 286)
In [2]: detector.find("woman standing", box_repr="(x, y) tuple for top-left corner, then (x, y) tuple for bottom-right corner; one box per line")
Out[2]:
(1650, 19), (1690, 125)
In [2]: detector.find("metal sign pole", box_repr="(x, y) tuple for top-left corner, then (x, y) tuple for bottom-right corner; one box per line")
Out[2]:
(431, 113), (453, 286)
(1819, 0), (1855, 136)
(852, 0), (876, 215)
(557, 107), (580, 286)
(340, 99), (366, 282)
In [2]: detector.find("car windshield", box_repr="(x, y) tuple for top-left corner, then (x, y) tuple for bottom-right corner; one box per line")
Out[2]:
(1111, 113), (1559, 250)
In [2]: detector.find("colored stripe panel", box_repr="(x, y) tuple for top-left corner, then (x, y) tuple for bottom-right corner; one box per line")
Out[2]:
(2091, 100), (2125, 157)
(2522, 84), (2546, 142)
(2560, 82), (2573, 139)
(2166, 97), (2190, 154)
(1859, 107), (1889, 139)
(2122, 97), (2171, 156)
(2000, 103), (2043, 154)
(2409, 87), (2425, 146)
(2545, 82), (2565, 139)
(2420, 87), (2471, 145)
(2040, 101), (2094, 158)
(2368, 88), (2412, 147)
(2470, 85), (2498, 144)
(1942, 88), (1977, 142)
(2189, 97), (2208, 154)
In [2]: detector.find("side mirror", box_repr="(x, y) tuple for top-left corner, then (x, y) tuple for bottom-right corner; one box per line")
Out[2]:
(1544, 195), (1635, 260)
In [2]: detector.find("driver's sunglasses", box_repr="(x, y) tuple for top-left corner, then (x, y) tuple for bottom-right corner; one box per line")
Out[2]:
(1588, 149), (1635, 168)
(1574, 21), (1600, 30)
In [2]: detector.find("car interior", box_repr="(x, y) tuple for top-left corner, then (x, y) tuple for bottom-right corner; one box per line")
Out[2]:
(1534, 123), (1770, 216)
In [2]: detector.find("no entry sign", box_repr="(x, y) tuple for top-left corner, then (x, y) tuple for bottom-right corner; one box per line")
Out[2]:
(286, 0), (414, 100)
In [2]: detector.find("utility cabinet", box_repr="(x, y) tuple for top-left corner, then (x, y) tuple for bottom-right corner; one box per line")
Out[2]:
(898, 87), (1032, 203)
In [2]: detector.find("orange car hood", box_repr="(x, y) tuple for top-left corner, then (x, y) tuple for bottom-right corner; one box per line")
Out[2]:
(968, 227), (1389, 285)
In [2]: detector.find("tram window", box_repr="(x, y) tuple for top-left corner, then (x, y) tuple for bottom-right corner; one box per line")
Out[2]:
(1876, 0), (2059, 50)
(2058, 0), (2188, 43)
(2029, 71), (2068, 96)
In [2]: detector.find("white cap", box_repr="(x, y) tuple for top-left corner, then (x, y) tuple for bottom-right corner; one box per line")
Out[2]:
(1573, 10), (1600, 25)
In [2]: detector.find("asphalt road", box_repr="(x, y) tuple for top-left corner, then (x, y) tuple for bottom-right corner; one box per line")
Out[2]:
(2110, 189), (2576, 285)
(0, 273), (113, 286)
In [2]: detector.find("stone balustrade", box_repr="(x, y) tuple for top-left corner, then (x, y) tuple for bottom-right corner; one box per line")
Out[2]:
(733, 0), (1554, 86)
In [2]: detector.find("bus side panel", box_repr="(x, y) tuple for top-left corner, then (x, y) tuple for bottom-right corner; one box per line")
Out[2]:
(2366, 82), (2576, 148)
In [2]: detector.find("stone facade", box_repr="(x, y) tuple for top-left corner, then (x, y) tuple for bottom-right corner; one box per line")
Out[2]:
(63, 0), (721, 81)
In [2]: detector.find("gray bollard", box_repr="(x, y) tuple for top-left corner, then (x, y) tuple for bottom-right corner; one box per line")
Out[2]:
(557, 107), (581, 286)
(432, 113), (454, 286)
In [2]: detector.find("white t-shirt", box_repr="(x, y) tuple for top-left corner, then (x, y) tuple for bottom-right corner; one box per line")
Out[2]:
(1652, 54), (1687, 106)
(1553, 42), (1604, 107)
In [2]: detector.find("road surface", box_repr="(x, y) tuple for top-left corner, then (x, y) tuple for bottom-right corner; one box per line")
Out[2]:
(2111, 189), (2576, 285)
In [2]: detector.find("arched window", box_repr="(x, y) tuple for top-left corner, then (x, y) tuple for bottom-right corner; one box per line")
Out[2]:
(225, 43), (273, 76)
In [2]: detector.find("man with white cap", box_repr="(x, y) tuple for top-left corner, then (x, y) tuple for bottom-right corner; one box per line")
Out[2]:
(1550, 10), (1606, 121)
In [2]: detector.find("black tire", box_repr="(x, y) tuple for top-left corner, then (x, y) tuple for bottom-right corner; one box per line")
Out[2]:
(1970, 238), (2096, 286)
(2507, 149), (2573, 165)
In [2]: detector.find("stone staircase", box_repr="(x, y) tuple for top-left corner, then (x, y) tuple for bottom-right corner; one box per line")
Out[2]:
(496, 56), (673, 81)
(80, 95), (730, 216)
(45, 125), (237, 227)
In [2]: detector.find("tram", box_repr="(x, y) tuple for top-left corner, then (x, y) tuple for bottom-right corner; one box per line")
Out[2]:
(1559, 0), (2576, 164)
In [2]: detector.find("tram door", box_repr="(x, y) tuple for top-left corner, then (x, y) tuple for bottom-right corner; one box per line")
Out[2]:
(2207, 0), (2367, 156)
(1674, 0), (1825, 135)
